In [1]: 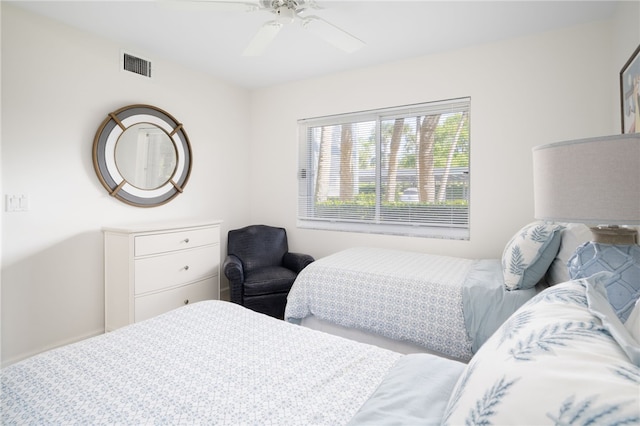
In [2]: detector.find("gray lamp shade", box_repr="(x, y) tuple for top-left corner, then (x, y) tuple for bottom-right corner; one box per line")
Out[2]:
(532, 134), (640, 225)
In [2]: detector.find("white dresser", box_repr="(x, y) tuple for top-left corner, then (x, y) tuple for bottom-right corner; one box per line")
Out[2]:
(103, 219), (222, 331)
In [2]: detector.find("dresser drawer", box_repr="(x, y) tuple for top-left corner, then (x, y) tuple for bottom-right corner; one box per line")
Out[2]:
(135, 245), (219, 295)
(134, 278), (216, 323)
(105, 219), (222, 331)
(135, 226), (219, 257)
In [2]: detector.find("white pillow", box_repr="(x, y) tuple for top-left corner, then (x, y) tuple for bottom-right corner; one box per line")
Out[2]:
(585, 271), (640, 366)
(545, 222), (592, 285)
(442, 278), (640, 426)
(502, 222), (564, 290)
(625, 298), (640, 343)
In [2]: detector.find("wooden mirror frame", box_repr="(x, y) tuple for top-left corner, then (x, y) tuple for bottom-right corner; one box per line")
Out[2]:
(93, 104), (192, 207)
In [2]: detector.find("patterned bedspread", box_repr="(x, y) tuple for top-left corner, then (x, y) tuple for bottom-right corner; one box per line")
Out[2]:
(2, 300), (406, 425)
(5, 277), (635, 424)
(285, 247), (478, 361)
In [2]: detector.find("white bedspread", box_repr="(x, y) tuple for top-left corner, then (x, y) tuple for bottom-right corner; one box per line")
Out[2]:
(285, 247), (476, 361)
(2, 300), (405, 425)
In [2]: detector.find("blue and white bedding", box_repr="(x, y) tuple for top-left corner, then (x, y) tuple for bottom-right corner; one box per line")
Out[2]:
(1, 300), (463, 425)
(443, 275), (640, 425)
(3, 276), (639, 425)
(285, 247), (538, 361)
(462, 259), (540, 353)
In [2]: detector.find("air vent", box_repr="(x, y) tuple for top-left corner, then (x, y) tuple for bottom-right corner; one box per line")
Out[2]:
(122, 52), (152, 78)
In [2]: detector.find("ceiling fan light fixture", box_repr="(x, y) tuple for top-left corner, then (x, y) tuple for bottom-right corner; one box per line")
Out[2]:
(196, 0), (364, 56)
(275, 6), (296, 24)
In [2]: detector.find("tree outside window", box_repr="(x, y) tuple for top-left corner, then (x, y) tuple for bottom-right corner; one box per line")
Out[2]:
(298, 98), (470, 239)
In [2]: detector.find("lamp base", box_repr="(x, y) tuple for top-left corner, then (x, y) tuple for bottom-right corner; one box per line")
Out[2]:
(568, 240), (640, 322)
(590, 225), (637, 244)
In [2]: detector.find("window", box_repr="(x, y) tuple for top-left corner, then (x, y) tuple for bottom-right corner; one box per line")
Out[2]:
(298, 98), (470, 239)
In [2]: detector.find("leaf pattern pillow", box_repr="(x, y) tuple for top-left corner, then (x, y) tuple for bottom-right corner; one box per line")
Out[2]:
(442, 279), (640, 426)
(627, 299), (640, 342)
(502, 222), (564, 290)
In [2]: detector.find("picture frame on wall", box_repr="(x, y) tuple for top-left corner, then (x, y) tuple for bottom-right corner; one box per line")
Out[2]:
(620, 44), (640, 134)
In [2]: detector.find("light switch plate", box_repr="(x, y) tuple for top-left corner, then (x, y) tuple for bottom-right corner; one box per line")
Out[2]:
(5, 194), (29, 212)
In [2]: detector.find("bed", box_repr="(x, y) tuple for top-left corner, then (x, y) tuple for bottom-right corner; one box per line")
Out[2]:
(1, 300), (461, 425)
(2, 275), (638, 425)
(285, 221), (591, 361)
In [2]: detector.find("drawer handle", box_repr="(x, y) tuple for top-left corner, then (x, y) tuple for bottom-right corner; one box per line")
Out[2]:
(184, 299), (190, 305)
(183, 265), (190, 271)
(183, 238), (190, 244)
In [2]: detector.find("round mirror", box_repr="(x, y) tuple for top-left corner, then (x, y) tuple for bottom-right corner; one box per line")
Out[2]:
(93, 105), (192, 207)
(115, 123), (177, 190)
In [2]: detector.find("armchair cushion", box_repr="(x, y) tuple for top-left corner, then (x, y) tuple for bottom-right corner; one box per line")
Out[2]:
(244, 266), (298, 297)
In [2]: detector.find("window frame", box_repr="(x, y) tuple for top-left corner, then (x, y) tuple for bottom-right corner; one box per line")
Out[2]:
(297, 97), (471, 239)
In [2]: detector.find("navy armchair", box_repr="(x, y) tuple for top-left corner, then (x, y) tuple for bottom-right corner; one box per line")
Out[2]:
(223, 225), (314, 319)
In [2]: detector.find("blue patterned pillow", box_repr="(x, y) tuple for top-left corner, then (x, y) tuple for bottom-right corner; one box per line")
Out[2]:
(569, 242), (640, 322)
(442, 278), (640, 425)
(502, 222), (564, 290)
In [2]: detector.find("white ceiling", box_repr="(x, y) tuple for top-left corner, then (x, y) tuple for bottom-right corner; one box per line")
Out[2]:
(9, 0), (618, 89)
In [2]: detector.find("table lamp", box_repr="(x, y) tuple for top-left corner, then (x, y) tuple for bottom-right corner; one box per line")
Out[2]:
(532, 134), (640, 322)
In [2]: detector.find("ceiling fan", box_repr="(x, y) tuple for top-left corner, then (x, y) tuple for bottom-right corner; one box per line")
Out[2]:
(173, 0), (365, 56)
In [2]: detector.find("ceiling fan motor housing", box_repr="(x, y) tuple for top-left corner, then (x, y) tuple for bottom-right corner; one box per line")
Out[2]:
(244, 0), (364, 55)
(262, 0), (306, 13)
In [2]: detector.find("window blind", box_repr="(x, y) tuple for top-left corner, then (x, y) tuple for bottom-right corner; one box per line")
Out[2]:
(298, 98), (470, 239)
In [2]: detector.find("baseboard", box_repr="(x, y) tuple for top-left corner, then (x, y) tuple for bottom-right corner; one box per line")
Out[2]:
(220, 286), (230, 301)
(2, 327), (104, 368)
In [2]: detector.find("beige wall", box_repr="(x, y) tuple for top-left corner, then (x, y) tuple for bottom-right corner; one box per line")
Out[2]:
(1, 4), (252, 365)
(1, 2), (638, 366)
(611, 1), (640, 130)
(247, 17), (629, 260)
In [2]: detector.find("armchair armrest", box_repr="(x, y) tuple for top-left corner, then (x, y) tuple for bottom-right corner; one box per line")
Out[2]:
(223, 254), (244, 282)
(283, 252), (315, 274)
(223, 254), (244, 304)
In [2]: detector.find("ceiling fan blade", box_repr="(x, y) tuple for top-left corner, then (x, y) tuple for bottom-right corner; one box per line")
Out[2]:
(160, 0), (259, 12)
(301, 15), (364, 53)
(243, 21), (283, 56)
(301, 0), (322, 12)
